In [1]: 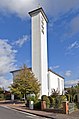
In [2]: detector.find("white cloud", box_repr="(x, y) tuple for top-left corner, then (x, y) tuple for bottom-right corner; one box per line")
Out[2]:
(0, 39), (17, 89)
(0, 0), (38, 18)
(39, 0), (79, 16)
(65, 41), (79, 55)
(53, 65), (60, 69)
(0, 76), (13, 90)
(0, 39), (17, 75)
(70, 16), (79, 35)
(64, 70), (72, 77)
(49, 66), (53, 70)
(49, 65), (60, 70)
(65, 79), (79, 87)
(68, 41), (79, 50)
(0, 0), (79, 18)
(14, 35), (29, 47)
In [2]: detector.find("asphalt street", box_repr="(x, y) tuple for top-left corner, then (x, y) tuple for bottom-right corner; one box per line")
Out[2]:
(0, 106), (48, 119)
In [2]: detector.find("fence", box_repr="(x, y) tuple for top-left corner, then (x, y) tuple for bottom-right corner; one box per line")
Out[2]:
(68, 103), (74, 114)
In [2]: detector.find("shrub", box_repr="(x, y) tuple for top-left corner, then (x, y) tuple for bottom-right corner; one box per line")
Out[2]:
(25, 94), (39, 107)
(25, 96), (36, 107)
(48, 96), (52, 104)
(74, 94), (78, 102)
(75, 103), (79, 109)
(51, 97), (56, 108)
(48, 96), (55, 108)
(51, 89), (59, 97)
(27, 96), (35, 102)
(34, 100), (41, 110)
(25, 100), (29, 107)
(0, 94), (4, 100)
(41, 95), (50, 108)
(41, 95), (47, 101)
(5, 94), (11, 100)
(65, 94), (70, 102)
(55, 96), (61, 108)
(60, 95), (67, 102)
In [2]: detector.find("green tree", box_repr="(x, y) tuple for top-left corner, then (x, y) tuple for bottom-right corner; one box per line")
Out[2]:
(0, 87), (4, 100)
(65, 86), (76, 102)
(10, 65), (41, 100)
(0, 87), (4, 94)
(75, 82), (79, 93)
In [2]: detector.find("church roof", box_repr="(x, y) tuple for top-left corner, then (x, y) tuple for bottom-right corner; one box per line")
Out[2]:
(10, 68), (31, 73)
(10, 68), (64, 79)
(29, 7), (48, 22)
(48, 69), (64, 79)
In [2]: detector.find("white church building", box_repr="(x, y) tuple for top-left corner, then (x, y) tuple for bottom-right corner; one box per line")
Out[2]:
(11, 7), (64, 98)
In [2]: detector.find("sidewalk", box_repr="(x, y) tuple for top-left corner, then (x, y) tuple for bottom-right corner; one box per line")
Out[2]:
(1, 103), (79, 119)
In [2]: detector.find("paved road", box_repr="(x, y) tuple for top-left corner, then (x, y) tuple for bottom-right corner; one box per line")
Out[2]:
(0, 106), (48, 119)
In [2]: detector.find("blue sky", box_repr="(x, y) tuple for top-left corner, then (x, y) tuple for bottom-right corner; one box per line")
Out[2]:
(0, 0), (79, 89)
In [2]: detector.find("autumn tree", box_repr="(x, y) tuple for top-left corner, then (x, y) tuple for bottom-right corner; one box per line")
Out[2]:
(10, 65), (41, 100)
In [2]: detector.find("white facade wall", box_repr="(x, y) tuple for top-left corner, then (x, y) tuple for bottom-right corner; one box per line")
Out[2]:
(30, 9), (48, 97)
(48, 71), (64, 96)
(31, 14), (41, 82)
(40, 13), (48, 96)
(12, 71), (20, 80)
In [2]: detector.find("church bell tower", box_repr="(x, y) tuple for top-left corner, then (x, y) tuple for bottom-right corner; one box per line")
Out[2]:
(29, 7), (48, 97)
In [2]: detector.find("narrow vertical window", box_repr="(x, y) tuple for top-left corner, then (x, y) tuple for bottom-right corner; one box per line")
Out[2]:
(41, 16), (44, 34)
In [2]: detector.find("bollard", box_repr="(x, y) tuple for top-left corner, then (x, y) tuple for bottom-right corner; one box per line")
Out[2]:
(41, 101), (46, 110)
(29, 101), (34, 110)
(63, 101), (69, 114)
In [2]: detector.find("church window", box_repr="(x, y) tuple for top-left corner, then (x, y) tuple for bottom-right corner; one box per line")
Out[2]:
(41, 16), (44, 34)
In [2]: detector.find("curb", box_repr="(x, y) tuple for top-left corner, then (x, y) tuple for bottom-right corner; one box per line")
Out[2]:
(8, 106), (56, 119)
